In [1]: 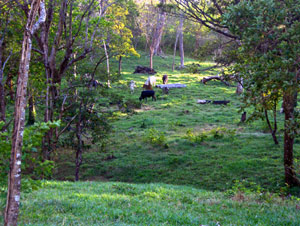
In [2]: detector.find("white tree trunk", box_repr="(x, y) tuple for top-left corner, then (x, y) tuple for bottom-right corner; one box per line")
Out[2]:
(149, 0), (166, 68)
(236, 78), (243, 94)
(4, 1), (45, 225)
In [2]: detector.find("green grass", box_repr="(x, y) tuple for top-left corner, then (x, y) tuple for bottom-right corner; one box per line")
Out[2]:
(1, 51), (300, 225)
(53, 51), (300, 194)
(1, 181), (299, 226)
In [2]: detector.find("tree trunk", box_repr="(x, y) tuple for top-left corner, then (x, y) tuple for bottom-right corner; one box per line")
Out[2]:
(178, 16), (184, 68)
(149, 0), (166, 68)
(149, 48), (154, 69)
(103, 40), (110, 87)
(75, 102), (83, 181)
(236, 78), (243, 94)
(118, 56), (122, 75)
(0, 70), (5, 122)
(172, 26), (180, 71)
(27, 94), (35, 125)
(4, 1), (44, 225)
(283, 92), (300, 186)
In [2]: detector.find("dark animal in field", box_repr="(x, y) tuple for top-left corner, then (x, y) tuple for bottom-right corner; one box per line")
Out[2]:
(139, 90), (156, 102)
(240, 112), (247, 122)
(162, 75), (168, 84)
(212, 100), (230, 105)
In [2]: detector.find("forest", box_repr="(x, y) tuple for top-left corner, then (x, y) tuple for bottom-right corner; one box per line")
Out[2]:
(0, 0), (300, 225)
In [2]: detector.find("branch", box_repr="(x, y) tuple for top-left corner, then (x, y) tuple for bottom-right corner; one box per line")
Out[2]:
(32, 0), (46, 34)
(57, 113), (78, 138)
(2, 49), (12, 72)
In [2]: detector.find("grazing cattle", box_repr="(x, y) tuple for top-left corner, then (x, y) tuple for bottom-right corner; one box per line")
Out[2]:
(139, 90), (156, 102)
(142, 84), (153, 90)
(143, 76), (156, 90)
(129, 80), (136, 94)
(162, 75), (168, 84)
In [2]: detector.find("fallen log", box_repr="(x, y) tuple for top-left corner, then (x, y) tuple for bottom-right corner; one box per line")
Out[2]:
(156, 83), (187, 89)
(133, 66), (157, 75)
(197, 99), (211, 104)
(201, 75), (230, 86)
(197, 100), (230, 105)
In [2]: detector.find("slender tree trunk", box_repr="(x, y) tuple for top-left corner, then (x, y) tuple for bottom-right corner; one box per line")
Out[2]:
(27, 94), (35, 125)
(236, 78), (243, 94)
(283, 92), (300, 186)
(149, 47), (154, 69)
(149, 0), (166, 68)
(264, 109), (278, 145)
(0, 70), (5, 122)
(6, 74), (14, 100)
(118, 56), (122, 75)
(4, 1), (44, 225)
(103, 40), (110, 87)
(178, 16), (184, 68)
(75, 102), (83, 181)
(172, 26), (180, 71)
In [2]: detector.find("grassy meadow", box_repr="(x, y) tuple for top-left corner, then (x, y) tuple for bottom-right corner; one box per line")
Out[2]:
(55, 52), (300, 193)
(1, 52), (300, 225)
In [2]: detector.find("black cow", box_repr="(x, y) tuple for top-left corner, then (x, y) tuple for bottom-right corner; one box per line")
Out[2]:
(139, 90), (156, 102)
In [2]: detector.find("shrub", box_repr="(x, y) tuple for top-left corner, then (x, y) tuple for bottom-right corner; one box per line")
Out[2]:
(144, 128), (169, 149)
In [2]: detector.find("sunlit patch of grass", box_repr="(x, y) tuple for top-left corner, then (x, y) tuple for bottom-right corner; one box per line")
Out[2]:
(1, 181), (296, 226)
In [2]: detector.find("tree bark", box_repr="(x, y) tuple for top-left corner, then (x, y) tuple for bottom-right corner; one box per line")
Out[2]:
(4, 1), (44, 225)
(149, 0), (166, 69)
(27, 94), (35, 125)
(264, 109), (278, 145)
(118, 56), (122, 75)
(172, 24), (180, 71)
(0, 70), (5, 122)
(236, 78), (243, 94)
(283, 92), (300, 186)
(75, 102), (83, 181)
(178, 16), (184, 68)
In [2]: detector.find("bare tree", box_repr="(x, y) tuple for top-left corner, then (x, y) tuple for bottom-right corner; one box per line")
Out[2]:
(149, 0), (167, 69)
(4, 1), (45, 225)
(172, 0), (238, 39)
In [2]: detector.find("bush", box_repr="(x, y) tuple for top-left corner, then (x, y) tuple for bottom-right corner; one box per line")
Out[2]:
(184, 127), (236, 144)
(143, 128), (169, 149)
